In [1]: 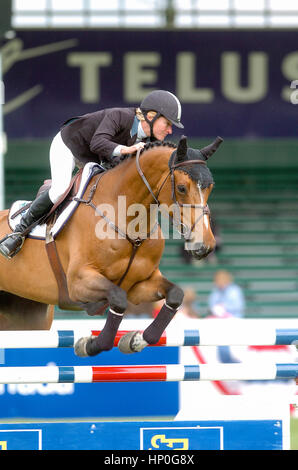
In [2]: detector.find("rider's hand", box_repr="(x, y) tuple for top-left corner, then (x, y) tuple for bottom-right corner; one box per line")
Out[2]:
(120, 142), (145, 155)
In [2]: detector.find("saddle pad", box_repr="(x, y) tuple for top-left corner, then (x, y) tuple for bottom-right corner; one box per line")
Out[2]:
(8, 162), (103, 240)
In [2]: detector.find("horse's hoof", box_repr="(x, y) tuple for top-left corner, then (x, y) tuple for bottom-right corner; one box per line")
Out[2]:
(118, 331), (148, 354)
(74, 336), (94, 357)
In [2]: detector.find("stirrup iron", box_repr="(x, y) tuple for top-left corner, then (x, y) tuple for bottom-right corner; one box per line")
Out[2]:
(0, 232), (26, 260)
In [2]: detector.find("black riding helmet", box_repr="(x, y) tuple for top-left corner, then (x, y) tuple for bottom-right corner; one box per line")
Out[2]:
(140, 90), (184, 141)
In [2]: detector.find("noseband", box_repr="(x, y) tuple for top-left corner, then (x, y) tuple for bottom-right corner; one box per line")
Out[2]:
(136, 148), (211, 240)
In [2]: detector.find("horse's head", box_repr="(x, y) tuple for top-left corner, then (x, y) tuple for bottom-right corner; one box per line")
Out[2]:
(167, 135), (223, 260)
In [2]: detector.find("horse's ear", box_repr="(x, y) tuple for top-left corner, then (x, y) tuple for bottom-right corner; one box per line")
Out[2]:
(200, 136), (223, 160)
(176, 135), (188, 162)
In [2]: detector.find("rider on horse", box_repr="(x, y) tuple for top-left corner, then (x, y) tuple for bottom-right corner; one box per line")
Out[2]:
(0, 90), (184, 260)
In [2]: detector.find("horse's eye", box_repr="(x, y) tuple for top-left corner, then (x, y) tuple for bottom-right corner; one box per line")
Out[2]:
(177, 184), (187, 194)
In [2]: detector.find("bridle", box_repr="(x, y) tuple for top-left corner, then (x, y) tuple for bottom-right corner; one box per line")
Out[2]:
(135, 147), (211, 241)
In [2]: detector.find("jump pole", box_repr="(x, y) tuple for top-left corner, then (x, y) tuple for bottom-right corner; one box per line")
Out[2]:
(0, 326), (298, 348)
(0, 363), (297, 384)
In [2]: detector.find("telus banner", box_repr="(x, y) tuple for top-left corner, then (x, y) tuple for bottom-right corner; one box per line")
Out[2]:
(2, 30), (298, 138)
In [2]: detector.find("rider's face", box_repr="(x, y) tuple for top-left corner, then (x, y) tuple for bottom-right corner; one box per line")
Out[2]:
(153, 116), (173, 140)
(143, 115), (173, 140)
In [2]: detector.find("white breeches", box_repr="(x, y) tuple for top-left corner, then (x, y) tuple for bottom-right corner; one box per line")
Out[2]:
(48, 132), (76, 203)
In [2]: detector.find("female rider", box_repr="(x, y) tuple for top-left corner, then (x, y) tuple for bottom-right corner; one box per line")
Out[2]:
(0, 90), (184, 259)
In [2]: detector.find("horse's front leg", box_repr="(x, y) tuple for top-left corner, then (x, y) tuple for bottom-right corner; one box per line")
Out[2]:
(118, 269), (184, 354)
(68, 267), (127, 356)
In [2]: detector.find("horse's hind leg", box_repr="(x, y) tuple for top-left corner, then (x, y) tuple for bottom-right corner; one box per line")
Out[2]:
(0, 292), (54, 330)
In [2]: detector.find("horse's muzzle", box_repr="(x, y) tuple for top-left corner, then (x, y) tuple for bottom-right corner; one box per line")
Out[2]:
(185, 242), (214, 260)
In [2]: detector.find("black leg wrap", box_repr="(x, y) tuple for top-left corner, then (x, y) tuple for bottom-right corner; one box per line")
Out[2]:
(143, 286), (184, 344)
(86, 308), (124, 356)
(143, 286), (184, 345)
(143, 304), (177, 345)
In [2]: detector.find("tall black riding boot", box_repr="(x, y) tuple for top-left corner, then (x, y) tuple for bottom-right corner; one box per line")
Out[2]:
(0, 190), (54, 259)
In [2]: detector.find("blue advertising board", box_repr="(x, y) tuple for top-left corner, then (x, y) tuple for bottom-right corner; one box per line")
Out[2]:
(0, 346), (179, 419)
(2, 30), (298, 139)
(0, 420), (284, 450)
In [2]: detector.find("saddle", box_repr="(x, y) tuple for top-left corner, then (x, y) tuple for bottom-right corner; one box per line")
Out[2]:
(10, 169), (83, 233)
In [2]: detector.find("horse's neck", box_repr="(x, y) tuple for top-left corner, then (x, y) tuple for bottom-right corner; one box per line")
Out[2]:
(90, 147), (171, 239)
(113, 147), (171, 207)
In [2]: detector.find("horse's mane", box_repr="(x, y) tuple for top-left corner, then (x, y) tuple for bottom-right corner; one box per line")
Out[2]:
(140, 140), (177, 154)
(118, 140), (177, 165)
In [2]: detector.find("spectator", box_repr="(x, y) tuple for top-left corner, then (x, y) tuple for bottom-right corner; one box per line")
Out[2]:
(208, 270), (245, 318)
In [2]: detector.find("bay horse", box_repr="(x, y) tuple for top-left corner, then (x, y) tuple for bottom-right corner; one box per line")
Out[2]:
(0, 136), (222, 356)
